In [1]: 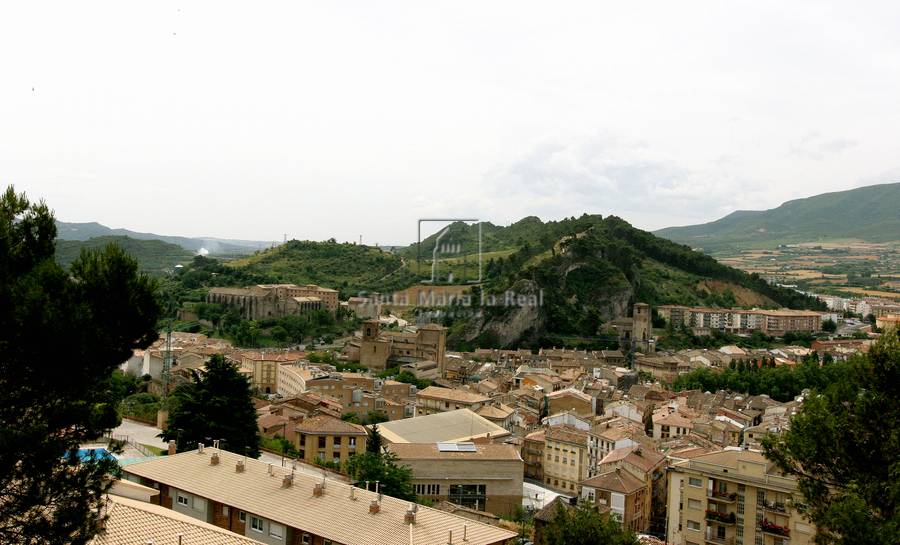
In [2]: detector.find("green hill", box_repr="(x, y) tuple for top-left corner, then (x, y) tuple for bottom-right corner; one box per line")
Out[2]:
(55, 236), (194, 274)
(177, 240), (417, 299)
(654, 182), (900, 253)
(453, 216), (824, 347)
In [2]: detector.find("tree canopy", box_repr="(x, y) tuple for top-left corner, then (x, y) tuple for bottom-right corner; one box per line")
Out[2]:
(542, 501), (638, 545)
(161, 354), (260, 457)
(0, 186), (161, 544)
(764, 327), (900, 545)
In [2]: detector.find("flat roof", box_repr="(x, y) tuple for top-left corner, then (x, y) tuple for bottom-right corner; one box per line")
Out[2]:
(387, 442), (522, 462)
(123, 449), (515, 545)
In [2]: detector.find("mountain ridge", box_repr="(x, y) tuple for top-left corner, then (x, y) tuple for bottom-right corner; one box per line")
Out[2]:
(655, 182), (900, 252)
(55, 220), (272, 255)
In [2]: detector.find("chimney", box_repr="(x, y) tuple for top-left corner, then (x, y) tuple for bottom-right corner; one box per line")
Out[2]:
(282, 474), (294, 488)
(349, 486), (357, 500)
(198, 443), (205, 453)
(313, 483), (324, 497)
(369, 499), (381, 514)
(168, 440), (177, 456)
(404, 505), (416, 524)
(268, 464), (274, 476)
(235, 460), (245, 473)
(210, 452), (220, 466)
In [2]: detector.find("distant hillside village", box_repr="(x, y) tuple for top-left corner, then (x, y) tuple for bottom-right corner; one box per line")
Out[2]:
(109, 276), (900, 545)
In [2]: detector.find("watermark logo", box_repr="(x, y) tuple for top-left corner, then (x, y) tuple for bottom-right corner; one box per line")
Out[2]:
(416, 218), (482, 284)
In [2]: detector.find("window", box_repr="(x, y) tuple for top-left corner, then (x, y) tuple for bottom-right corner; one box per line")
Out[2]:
(318, 436), (327, 449)
(301, 534), (311, 545)
(349, 437), (356, 448)
(687, 520), (700, 531)
(688, 498), (701, 510)
(333, 436), (342, 447)
(239, 511), (246, 523)
(688, 477), (702, 487)
(269, 523), (284, 539)
(223, 506), (229, 516)
(414, 484), (441, 495)
(176, 494), (189, 506)
(250, 516), (264, 533)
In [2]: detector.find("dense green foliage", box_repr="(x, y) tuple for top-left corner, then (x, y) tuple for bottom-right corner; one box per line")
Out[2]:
(346, 451), (415, 502)
(1, 186), (161, 545)
(161, 355), (261, 457)
(542, 501), (638, 545)
(764, 328), (900, 545)
(55, 236), (194, 275)
(231, 239), (417, 298)
(673, 354), (853, 402)
(446, 214), (824, 348)
(656, 182), (900, 251)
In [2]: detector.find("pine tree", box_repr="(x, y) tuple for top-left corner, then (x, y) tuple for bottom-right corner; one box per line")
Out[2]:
(764, 327), (900, 545)
(0, 186), (161, 544)
(161, 354), (260, 457)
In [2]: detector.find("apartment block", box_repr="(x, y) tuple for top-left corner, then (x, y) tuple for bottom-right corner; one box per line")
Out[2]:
(122, 448), (516, 545)
(415, 386), (489, 416)
(658, 306), (823, 337)
(293, 415), (367, 466)
(543, 425), (590, 494)
(667, 449), (814, 545)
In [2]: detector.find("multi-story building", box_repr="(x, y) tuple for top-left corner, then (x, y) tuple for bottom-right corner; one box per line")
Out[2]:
(667, 448), (815, 545)
(387, 442), (523, 516)
(523, 429), (546, 481)
(208, 283), (338, 321)
(358, 320), (447, 373)
(293, 415), (367, 466)
(587, 422), (639, 477)
(546, 388), (595, 417)
(121, 447), (516, 545)
(543, 425), (590, 495)
(416, 386), (489, 416)
(580, 468), (649, 533)
(240, 351), (306, 395)
(658, 306), (823, 337)
(376, 409), (511, 445)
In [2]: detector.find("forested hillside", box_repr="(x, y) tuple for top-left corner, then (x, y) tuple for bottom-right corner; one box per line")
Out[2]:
(655, 182), (900, 252)
(55, 236), (193, 274)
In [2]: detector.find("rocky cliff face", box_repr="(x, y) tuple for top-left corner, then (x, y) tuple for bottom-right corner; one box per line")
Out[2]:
(455, 252), (635, 347)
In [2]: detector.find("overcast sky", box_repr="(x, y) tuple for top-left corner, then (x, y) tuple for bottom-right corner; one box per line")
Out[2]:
(2, 1), (900, 244)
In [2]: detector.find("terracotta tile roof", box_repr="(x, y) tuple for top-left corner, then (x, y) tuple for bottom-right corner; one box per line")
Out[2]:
(545, 425), (589, 446)
(417, 386), (489, 404)
(598, 446), (665, 474)
(375, 409), (510, 444)
(387, 443), (522, 461)
(295, 415), (367, 435)
(580, 468), (646, 494)
(476, 404), (514, 420)
(123, 449), (515, 545)
(546, 388), (592, 403)
(91, 495), (261, 545)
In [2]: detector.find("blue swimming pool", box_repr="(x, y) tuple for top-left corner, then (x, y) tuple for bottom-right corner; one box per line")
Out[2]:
(74, 448), (116, 462)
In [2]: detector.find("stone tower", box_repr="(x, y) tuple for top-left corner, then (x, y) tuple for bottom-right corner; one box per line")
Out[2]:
(633, 303), (651, 351)
(362, 319), (380, 341)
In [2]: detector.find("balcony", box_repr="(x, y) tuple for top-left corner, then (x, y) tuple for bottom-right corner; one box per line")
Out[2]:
(705, 510), (736, 525)
(763, 500), (788, 514)
(759, 518), (790, 537)
(704, 533), (734, 545)
(707, 489), (737, 503)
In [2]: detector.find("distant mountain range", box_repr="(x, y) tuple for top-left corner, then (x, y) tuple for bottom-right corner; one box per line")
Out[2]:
(55, 221), (273, 254)
(655, 182), (900, 253)
(55, 236), (194, 274)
